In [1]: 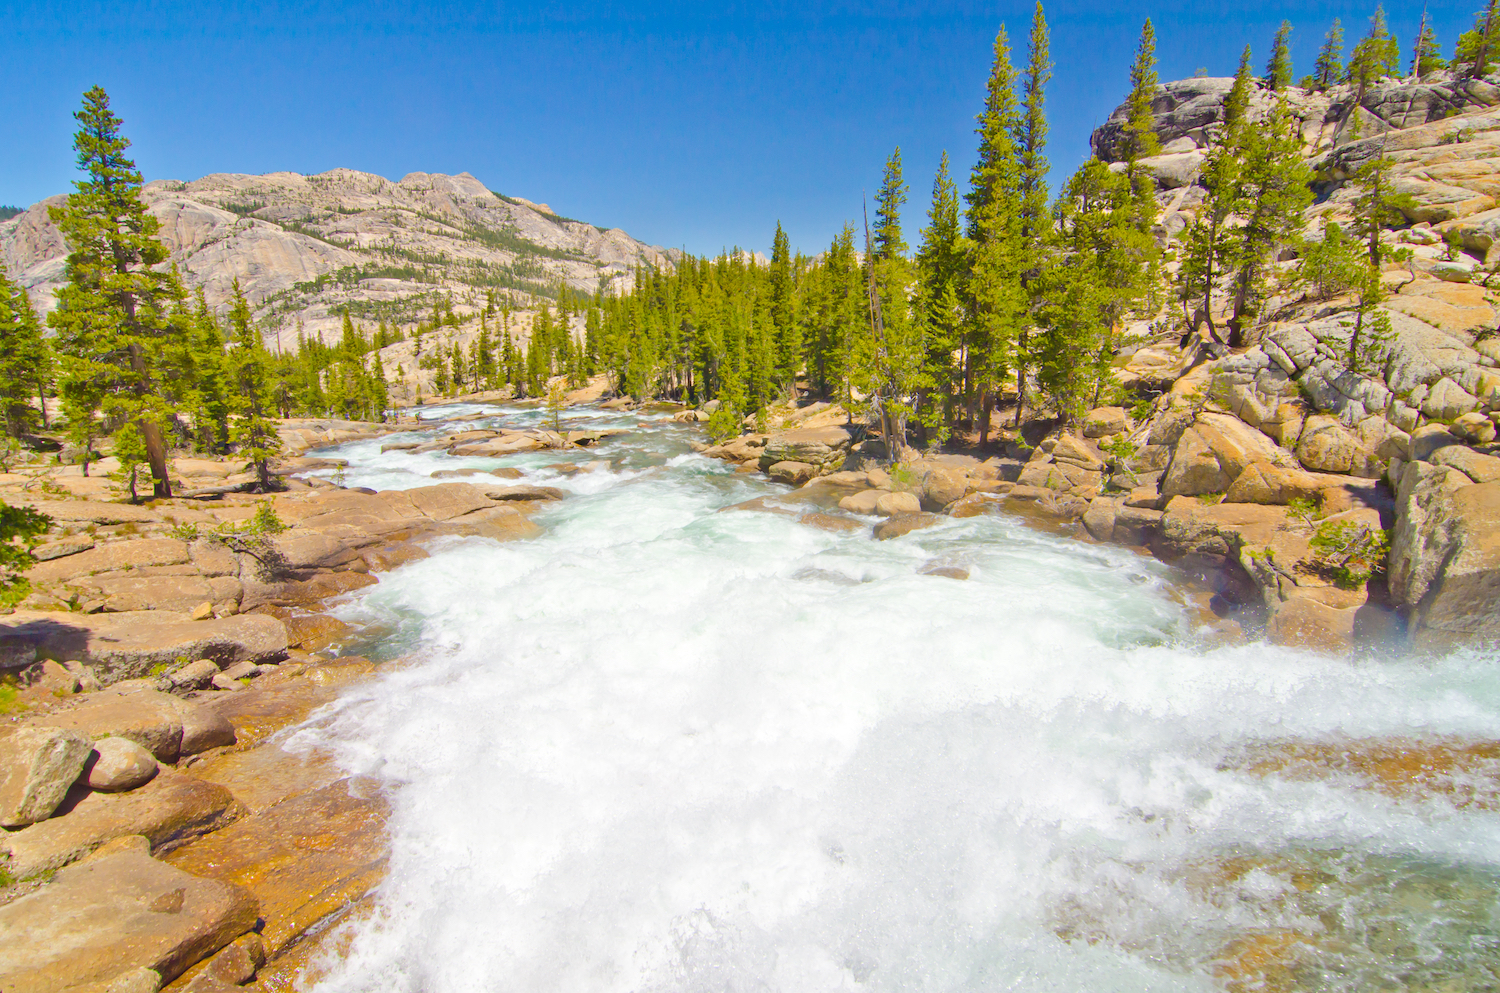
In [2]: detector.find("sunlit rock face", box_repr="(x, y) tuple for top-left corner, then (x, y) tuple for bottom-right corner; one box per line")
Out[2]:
(0, 168), (680, 346)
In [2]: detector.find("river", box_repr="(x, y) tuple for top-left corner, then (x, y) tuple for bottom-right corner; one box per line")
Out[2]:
(290, 402), (1500, 993)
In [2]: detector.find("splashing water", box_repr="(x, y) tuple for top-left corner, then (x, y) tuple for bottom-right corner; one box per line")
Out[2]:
(291, 404), (1500, 993)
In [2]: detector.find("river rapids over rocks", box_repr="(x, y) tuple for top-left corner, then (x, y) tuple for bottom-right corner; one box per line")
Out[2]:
(287, 403), (1500, 993)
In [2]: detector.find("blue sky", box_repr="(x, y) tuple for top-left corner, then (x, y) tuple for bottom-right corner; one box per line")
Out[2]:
(2, 1), (1478, 257)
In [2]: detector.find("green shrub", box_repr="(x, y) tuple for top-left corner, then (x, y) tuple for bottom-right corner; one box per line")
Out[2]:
(1309, 519), (1391, 589)
(1287, 495), (1324, 529)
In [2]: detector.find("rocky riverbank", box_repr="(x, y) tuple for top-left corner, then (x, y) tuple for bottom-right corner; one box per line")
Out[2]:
(0, 413), (621, 992)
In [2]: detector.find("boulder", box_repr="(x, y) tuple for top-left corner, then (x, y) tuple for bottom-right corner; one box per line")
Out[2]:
(757, 426), (853, 471)
(1432, 446), (1500, 483)
(1082, 498), (1118, 541)
(767, 461), (817, 485)
(1161, 427), (1233, 498)
(0, 771), (241, 880)
(873, 513), (943, 540)
(917, 464), (967, 510)
(0, 727), (94, 827)
(0, 611), (288, 683)
(178, 705), (236, 757)
(1113, 506), (1164, 545)
(1296, 416), (1380, 476)
(837, 491), (882, 515)
(163, 778), (387, 956)
(166, 660), (220, 692)
(1422, 376), (1480, 421)
(38, 689), (188, 763)
(1082, 406), (1130, 438)
(1390, 469), (1500, 649)
(85, 738), (159, 793)
(1453, 411), (1498, 444)
(874, 492), (922, 516)
(1409, 423), (1463, 462)
(1224, 462), (1325, 506)
(0, 851), (258, 993)
(281, 614), (353, 652)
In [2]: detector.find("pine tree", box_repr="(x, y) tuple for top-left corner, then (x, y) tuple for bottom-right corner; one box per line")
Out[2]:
(1455, 0), (1499, 78)
(1350, 145), (1417, 266)
(1009, 0), (1052, 437)
(1181, 47), (1252, 342)
(1411, 7), (1446, 76)
(1266, 21), (1293, 90)
(915, 153), (966, 432)
(186, 290), (230, 453)
(966, 26), (1027, 428)
(1225, 99), (1315, 345)
(874, 150), (909, 260)
(227, 281), (282, 489)
(48, 86), (186, 498)
(1119, 20), (1161, 163)
(0, 266), (50, 438)
(1348, 6), (1401, 88)
(1313, 20), (1345, 90)
(769, 220), (798, 393)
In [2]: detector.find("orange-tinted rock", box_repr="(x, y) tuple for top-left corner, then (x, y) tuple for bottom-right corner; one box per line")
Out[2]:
(164, 778), (388, 955)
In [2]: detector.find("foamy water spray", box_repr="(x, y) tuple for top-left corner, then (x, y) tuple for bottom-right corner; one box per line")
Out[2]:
(292, 406), (1500, 993)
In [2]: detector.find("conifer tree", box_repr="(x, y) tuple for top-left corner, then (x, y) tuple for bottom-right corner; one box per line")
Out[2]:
(1266, 21), (1294, 90)
(769, 221), (798, 393)
(1347, 6), (1401, 89)
(186, 290), (230, 453)
(1181, 47), (1251, 341)
(874, 151), (908, 260)
(1456, 0), (1499, 78)
(1350, 145), (1416, 266)
(1312, 20), (1345, 90)
(1119, 20), (1161, 163)
(0, 266), (50, 438)
(227, 281), (281, 489)
(915, 153), (966, 430)
(966, 26), (1027, 427)
(1225, 99), (1314, 345)
(1010, 0), (1052, 435)
(1411, 7), (1446, 76)
(48, 86), (186, 498)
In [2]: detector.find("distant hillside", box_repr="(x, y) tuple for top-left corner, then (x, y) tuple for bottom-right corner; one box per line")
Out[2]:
(0, 168), (681, 347)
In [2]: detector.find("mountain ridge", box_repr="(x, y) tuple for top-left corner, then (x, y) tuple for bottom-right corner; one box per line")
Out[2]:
(0, 167), (681, 347)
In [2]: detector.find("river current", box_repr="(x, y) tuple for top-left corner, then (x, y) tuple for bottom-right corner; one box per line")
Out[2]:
(291, 403), (1500, 993)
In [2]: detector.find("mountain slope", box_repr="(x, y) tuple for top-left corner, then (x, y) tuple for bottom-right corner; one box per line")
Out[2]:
(0, 168), (680, 345)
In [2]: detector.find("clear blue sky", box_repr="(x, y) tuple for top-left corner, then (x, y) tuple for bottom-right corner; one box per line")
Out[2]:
(2, 1), (1477, 257)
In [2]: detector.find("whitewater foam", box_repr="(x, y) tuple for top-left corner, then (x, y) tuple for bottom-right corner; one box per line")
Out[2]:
(287, 406), (1500, 993)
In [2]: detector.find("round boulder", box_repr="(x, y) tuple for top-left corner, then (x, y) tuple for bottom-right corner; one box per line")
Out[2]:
(85, 737), (159, 793)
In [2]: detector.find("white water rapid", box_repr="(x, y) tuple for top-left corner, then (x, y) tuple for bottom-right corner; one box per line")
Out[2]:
(289, 404), (1500, 993)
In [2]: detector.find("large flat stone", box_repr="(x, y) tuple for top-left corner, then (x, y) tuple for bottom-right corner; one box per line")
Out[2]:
(0, 771), (241, 879)
(0, 611), (288, 683)
(35, 688), (190, 762)
(164, 778), (388, 955)
(0, 851), (258, 993)
(27, 538), (190, 584)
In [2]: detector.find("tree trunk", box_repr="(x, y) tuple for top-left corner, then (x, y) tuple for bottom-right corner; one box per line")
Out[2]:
(979, 393), (992, 447)
(127, 343), (172, 499)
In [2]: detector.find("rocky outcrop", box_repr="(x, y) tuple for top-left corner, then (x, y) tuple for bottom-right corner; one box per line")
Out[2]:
(0, 727), (94, 827)
(1388, 462), (1500, 649)
(1, 169), (681, 344)
(0, 850), (259, 993)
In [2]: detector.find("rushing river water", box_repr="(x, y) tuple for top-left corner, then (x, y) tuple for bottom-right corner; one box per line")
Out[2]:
(292, 403), (1500, 993)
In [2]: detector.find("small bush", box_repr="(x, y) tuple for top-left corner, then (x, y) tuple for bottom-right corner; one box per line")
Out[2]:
(1287, 496), (1324, 529)
(1309, 519), (1390, 589)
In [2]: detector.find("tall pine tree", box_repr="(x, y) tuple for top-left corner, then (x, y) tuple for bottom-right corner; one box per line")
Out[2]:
(49, 86), (186, 497)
